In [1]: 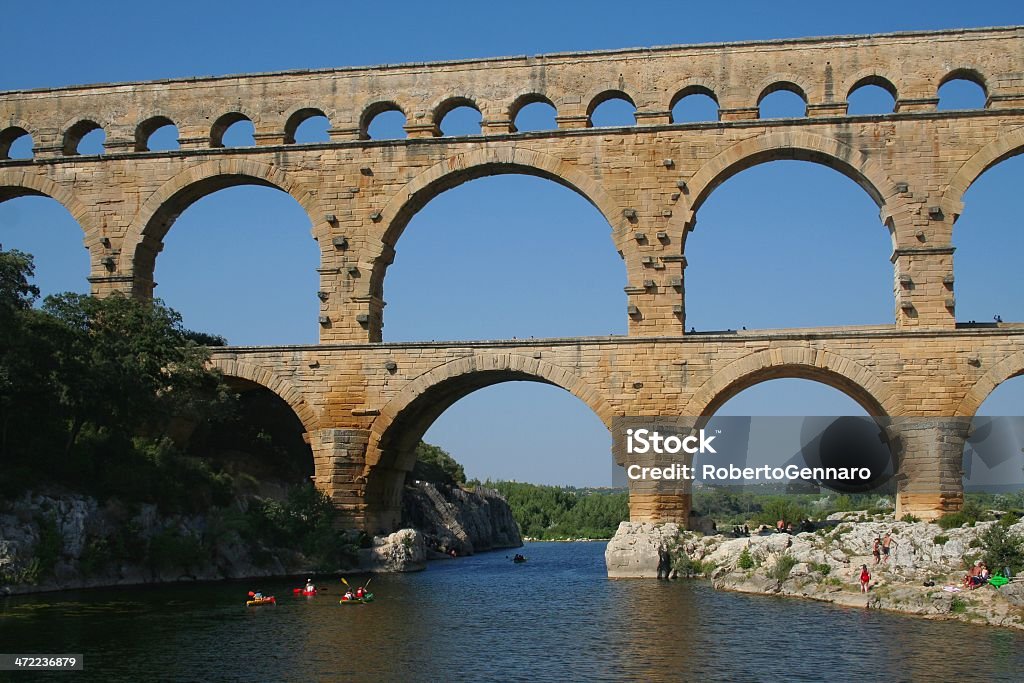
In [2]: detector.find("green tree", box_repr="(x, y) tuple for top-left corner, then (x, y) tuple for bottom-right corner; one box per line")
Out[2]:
(412, 442), (466, 485)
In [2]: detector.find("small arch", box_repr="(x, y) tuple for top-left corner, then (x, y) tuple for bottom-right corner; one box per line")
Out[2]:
(360, 101), (407, 140)
(938, 69), (988, 110)
(846, 76), (898, 115)
(434, 97), (482, 136)
(210, 112), (254, 148)
(670, 85), (719, 123)
(588, 90), (636, 127)
(758, 82), (807, 119)
(0, 126), (33, 160)
(135, 116), (179, 152)
(509, 94), (557, 132)
(284, 107), (330, 144)
(63, 120), (104, 156)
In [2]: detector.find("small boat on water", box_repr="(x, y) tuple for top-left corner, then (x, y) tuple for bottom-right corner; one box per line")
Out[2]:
(246, 596), (276, 607)
(340, 593), (375, 605)
(512, 554), (528, 564)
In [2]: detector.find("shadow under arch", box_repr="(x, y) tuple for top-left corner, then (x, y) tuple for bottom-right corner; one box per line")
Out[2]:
(677, 132), (901, 239)
(119, 159), (322, 296)
(685, 347), (897, 418)
(942, 125), (1024, 221)
(956, 349), (1024, 418)
(362, 352), (614, 531)
(208, 356), (319, 435)
(367, 147), (630, 334)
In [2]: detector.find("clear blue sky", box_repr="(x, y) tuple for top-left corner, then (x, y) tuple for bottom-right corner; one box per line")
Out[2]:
(1, 1), (1022, 486)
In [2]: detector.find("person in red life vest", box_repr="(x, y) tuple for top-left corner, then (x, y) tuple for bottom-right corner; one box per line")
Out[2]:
(858, 564), (871, 592)
(354, 586), (366, 599)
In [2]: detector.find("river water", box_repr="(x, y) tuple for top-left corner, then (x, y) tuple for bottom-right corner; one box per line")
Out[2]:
(1, 541), (1022, 682)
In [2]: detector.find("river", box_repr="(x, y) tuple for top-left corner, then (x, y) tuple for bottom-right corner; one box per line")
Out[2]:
(1, 541), (1022, 682)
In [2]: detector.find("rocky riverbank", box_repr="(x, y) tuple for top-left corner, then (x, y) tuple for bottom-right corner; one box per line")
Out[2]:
(0, 479), (522, 595)
(606, 514), (1024, 630)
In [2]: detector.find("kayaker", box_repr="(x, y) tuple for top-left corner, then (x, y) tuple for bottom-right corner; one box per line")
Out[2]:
(253, 591), (264, 599)
(305, 579), (315, 593)
(355, 586), (365, 599)
(343, 589), (354, 601)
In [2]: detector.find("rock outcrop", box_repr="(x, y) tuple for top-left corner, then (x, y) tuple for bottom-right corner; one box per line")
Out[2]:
(605, 522), (683, 578)
(606, 514), (1024, 630)
(401, 481), (522, 556)
(357, 528), (426, 573)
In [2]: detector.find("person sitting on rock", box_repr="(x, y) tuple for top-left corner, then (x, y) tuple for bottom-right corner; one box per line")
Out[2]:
(858, 564), (871, 593)
(964, 560), (982, 588)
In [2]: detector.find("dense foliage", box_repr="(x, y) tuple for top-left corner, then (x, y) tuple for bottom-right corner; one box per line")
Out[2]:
(479, 481), (628, 539)
(0, 247), (234, 505)
(0, 247), (357, 579)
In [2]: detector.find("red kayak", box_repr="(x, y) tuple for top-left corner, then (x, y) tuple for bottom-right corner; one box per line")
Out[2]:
(293, 588), (318, 596)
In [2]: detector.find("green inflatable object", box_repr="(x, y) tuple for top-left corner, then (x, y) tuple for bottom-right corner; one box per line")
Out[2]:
(989, 575), (1009, 587)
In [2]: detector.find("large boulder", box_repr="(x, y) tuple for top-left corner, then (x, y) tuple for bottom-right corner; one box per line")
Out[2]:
(605, 522), (682, 578)
(358, 528), (426, 573)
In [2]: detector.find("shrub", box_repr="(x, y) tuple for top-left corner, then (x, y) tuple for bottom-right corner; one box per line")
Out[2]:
(979, 523), (1024, 576)
(900, 514), (921, 523)
(738, 547), (754, 570)
(950, 597), (968, 614)
(933, 534), (950, 546)
(811, 562), (832, 575)
(768, 554), (798, 582)
(34, 515), (63, 579)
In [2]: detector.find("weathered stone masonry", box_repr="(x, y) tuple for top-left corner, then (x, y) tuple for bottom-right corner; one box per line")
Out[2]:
(2, 26), (1024, 531)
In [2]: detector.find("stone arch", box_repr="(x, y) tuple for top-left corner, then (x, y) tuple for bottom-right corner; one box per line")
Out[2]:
(955, 350), (1024, 417)
(669, 83), (719, 117)
(842, 69), (901, 101)
(685, 347), (900, 417)
(677, 131), (902, 238)
(282, 105), (333, 144)
(367, 146), (632, 319)
(208, 357), (319, 434)
(586, 88), (637, 126)
(941, 125), (1024, 220)
(0, 119), (37, 159)
(135, 114), (178, 152)
(938, 67), (988, 95)
(360, 100), (407, 139)
(361, 352), (614, 528)
(118, 159), (324, 292)
(508, 93), (557, 131)
(61, 117), (106, 156)
(0, 168), (96, 236)
(432, 96), (482, 134)
(210, 111), (258, 148)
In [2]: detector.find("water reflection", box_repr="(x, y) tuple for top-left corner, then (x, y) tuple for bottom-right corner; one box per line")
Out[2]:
(1, 543), (1022, 682)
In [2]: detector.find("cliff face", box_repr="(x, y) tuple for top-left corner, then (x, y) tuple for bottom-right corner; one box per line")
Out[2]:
(0, 491), (428, 595)
(402, 481), (523, 556)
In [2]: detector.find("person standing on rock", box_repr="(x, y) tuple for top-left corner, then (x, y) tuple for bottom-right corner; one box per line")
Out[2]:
(881, 532), (898, 563)
(858, 564), (871, 592)
(872, 538), (882, 565)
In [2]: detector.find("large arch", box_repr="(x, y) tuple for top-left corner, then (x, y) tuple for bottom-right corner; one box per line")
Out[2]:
(685, 347), (899, 418)
(942, 125), (1024, 221)
(367, 147), (631, 314)
(677, 132), (903, 239)
(955, 350), (1024, 418)
(118, 160), (324, 293)
(0, 169), (95, 235)
(362, 353), (614, 528)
